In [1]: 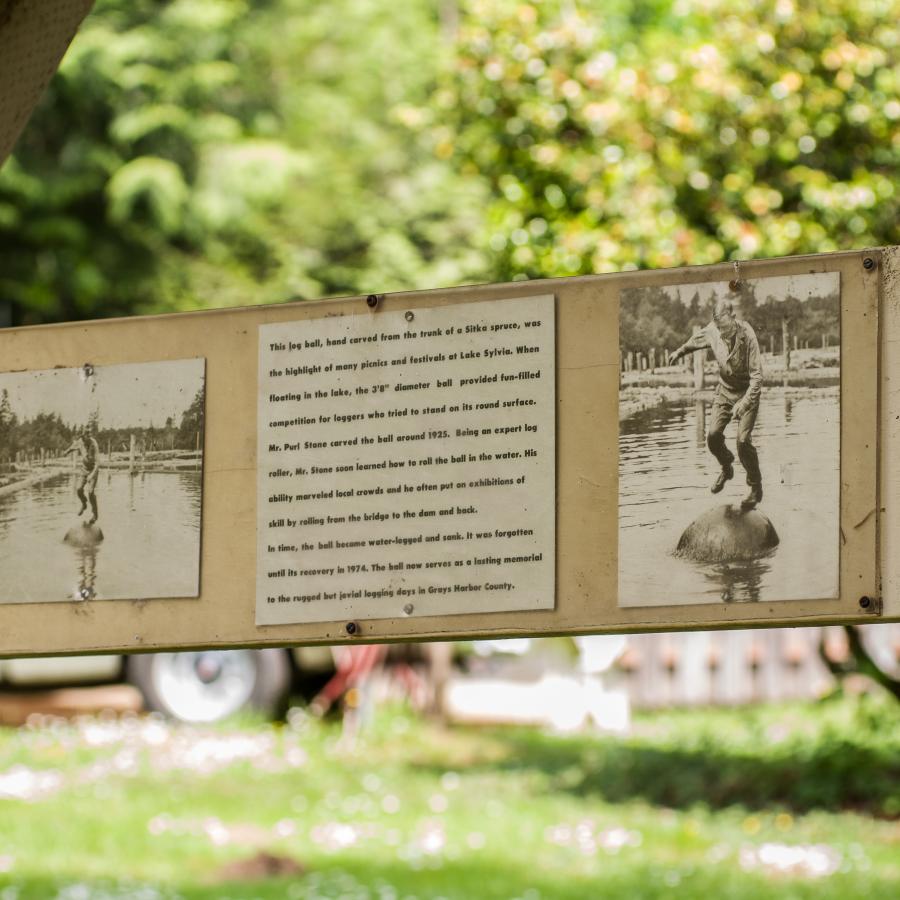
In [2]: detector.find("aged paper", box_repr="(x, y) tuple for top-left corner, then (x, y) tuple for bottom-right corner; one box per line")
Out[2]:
(257, 295), (555, 625)
(0, 359), (205, 604)
(618, 272), (840, 606)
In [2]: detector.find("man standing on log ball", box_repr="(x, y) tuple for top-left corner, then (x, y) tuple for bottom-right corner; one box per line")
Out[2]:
(64, 425), (101, 525)
(670, 298), (763, 510)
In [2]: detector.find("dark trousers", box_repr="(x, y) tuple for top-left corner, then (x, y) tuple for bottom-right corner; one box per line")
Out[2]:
(707, 384), (761, 486)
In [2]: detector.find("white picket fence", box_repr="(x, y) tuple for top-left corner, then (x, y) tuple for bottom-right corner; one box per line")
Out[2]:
(615, 625), (900, 708)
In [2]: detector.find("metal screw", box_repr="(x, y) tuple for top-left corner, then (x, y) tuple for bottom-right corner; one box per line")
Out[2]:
(345, 621), (359, 635)
(82, 363), (94, 378)
(78, 587), (92, 600)
(366, 294), (380, 309)
(403, 603), (414, 615)
(863, 257), (875, 271)
(859, 596), (872, 610)
(405, 310), (414, 322)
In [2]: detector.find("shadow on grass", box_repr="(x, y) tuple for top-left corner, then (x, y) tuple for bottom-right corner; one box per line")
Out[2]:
(477, 730), (898, 817)
(423, 698), (900, 818)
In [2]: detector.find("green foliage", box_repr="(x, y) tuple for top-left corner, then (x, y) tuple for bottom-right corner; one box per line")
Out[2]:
(0, 0), (254, 322)
(0, 0), (897, 324)
(106, 156), (189, 234)
(0, 0), (486, 324)
(432, 0), (900, 281)
(500, 691), (900, 817)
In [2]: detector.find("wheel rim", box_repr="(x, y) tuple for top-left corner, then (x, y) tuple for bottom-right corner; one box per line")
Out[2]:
(150, 651), (257, 723)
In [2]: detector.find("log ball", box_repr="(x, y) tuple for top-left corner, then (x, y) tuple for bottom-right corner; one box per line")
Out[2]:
(64, 523), (104, 547)
(675, 504), (778, 563)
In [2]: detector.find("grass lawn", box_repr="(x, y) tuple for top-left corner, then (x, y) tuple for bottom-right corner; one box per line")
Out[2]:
(0, 693), (898, 899)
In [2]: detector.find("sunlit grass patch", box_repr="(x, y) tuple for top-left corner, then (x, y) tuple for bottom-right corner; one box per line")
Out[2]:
(0, 696), (898, 899)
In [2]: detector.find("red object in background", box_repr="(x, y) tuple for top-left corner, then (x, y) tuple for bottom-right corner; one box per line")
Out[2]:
(310, 643), (387, 715)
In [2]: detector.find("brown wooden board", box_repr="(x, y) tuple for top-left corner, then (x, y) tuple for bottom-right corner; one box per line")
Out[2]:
(0, 0), (94, 167)
(0, 248), (891, 658)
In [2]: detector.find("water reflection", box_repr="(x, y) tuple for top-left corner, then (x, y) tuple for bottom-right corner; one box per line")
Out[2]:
(75, 542), (99, 600)
(0, 470), (201, 603)
(619, 390), (839, 607)
(705, 556), (768, 603)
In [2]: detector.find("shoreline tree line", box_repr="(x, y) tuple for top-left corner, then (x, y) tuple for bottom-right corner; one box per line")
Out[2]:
(0, 387), (203, 465)
(619, 284), (840, 361)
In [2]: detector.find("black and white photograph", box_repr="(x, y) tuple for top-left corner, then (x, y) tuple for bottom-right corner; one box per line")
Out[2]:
(0, 358), (205, 604)
(618, 272), (840, 606)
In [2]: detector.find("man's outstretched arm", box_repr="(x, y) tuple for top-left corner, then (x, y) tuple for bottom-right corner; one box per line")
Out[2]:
(670, 329), (711, 364)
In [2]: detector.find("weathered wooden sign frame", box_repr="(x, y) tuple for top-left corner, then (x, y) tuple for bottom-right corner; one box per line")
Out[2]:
(0, 3), (892, 656)
(0, 247), (894, 658)
(0, 0), (94, 168)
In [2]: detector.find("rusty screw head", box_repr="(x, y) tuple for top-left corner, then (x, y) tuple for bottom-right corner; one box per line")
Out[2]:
(366, 294), (379, 309)
(863, 257), (875, 271)
(859, 596), (872, 610)
(345, 621), (359, 635)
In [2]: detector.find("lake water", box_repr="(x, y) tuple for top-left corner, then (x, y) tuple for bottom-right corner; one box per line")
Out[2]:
(619, 389), (839, 606)
(0, 469), (201, 603)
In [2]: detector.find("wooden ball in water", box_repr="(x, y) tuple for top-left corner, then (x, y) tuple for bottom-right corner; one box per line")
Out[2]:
(63, 523), (104, 547)
(675, 504), (778, 563)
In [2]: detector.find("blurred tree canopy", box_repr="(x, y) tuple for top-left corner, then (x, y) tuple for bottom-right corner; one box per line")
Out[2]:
(0, 0), (897, 325)
(0, 0), (486, 324)
(430, 0), (899, 280)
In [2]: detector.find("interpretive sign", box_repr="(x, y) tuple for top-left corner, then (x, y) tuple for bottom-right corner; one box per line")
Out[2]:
(0, 249), (891, 659)
(257, 295), (556, 625)
(0, 359), (205, 605)
(0, 13), (895, 654)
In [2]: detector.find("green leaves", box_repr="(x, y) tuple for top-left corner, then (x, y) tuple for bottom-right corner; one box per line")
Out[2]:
(110, 105), (193, 145)
(437, 0), (900, 280)
(1, 0), (896, 325)
(107, 157), (189, 235)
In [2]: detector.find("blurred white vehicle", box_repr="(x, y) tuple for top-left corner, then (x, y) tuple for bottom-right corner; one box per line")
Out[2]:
(0, 646), (334, 723)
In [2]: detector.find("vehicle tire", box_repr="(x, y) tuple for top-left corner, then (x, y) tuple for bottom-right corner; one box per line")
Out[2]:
(127, 649), (291, 724)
